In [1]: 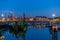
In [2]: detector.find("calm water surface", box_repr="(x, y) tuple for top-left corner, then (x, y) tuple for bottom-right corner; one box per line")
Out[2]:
(1, 26), (60, 40)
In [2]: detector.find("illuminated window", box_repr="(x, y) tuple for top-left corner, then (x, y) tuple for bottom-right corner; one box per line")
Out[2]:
(29, 18), (34, 21)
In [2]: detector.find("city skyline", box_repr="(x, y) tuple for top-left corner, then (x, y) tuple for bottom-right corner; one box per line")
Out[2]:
(0, 12), (60, 18)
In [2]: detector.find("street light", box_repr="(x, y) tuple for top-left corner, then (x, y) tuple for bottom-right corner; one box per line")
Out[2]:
(52, 13), (56, 24)
(52, 13), (56, 17)
(1, 14), (5, 22)
(1, 14), (4, 17)
(50, 13), (56, 26)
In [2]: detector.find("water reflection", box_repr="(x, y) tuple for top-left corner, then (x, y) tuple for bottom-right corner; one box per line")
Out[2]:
(0, 26), (60, 40)
(0, 25), (27, 40)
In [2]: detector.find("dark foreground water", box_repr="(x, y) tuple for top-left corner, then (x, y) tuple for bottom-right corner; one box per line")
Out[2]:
(1, 26), (60, 40)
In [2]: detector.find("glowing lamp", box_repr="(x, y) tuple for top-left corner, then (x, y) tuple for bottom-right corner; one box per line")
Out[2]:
(52, 13), (56, 17)
(1, 14), (4, 17)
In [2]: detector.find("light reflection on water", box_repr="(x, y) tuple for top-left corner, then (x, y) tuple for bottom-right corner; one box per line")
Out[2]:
(26, 27), (51, 40)
(1, 26), (60, 40)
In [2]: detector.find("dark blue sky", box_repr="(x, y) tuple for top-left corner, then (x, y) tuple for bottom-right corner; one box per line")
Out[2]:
(0, 0), (60, 17)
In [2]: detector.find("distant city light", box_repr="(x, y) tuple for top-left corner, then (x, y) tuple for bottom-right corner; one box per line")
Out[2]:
(1, 14), (4, 17)
(29, 18), (33, 21)
(52, 13), (56, 17)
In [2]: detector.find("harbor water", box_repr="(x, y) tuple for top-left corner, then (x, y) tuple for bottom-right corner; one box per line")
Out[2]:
(0, 26), (60, 40)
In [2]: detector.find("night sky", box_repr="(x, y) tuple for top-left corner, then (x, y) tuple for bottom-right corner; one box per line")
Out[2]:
(0, 0), (60, 17)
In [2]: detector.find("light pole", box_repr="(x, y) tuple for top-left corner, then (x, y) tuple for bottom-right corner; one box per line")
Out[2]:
(52, 13), (56, 25)
(50, 14), (56, 26)
(1, 14), (4, 22)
